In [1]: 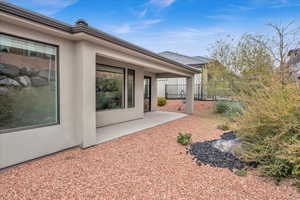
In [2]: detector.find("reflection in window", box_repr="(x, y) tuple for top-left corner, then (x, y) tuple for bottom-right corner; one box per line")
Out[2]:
(0, 34), (58, 132)
(96, 65), (124, 110)
(127, 69), (135, 108)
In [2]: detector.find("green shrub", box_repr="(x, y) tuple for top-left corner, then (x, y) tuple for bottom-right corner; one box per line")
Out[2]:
(157, 97), (167, 107)
(234, 169), (247, 176)
(237, 82), (300, 186)
(177, 133), (192, 145)
(214, 101), (230, 113)
(261, 158), (294, 183)
(217, 123), (230, 131)
(214, 101), (243, 121)
(224, 101), (243, 120)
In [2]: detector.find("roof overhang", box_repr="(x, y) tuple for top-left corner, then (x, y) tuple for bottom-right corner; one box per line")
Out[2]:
(0, 1), (200, 75)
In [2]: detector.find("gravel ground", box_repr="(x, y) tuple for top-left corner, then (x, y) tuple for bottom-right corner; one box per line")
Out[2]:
(0, 101), (299, 200)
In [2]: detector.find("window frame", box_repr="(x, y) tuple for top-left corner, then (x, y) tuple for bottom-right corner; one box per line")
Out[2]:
(0, 32), (60, 134)
(127, 68), (135, 108)
(95, 64), (126, 112)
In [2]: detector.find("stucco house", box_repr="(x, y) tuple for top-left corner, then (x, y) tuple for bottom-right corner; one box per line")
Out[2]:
(157, 51), (209, 99)
(0, 2), (199, 169)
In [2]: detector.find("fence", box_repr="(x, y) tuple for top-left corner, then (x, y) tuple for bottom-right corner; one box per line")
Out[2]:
(165, 82), (233, 101)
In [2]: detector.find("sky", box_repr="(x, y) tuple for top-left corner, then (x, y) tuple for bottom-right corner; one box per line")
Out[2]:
(4, 0), (300, 56)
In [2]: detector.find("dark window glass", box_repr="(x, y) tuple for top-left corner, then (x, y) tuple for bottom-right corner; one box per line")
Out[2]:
(127, 69), (135, 108)
(96, 64), (125, 110)
(0, 34), (59, 132)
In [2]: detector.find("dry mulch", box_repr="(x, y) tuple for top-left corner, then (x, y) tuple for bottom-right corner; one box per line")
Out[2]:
(0, 101), (299, 200)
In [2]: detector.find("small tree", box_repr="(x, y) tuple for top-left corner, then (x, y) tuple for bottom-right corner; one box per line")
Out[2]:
(250, 22), (300, 85)
(209, 34), (274, 96)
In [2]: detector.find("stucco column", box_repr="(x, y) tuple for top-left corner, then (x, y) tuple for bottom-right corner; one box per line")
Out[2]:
(75, 41), (97, 148)
(151, 75), (158, 111)
(186, 76), (194, 114)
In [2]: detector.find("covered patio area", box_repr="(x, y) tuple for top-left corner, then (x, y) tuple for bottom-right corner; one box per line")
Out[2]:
(96, 111), (187, 144)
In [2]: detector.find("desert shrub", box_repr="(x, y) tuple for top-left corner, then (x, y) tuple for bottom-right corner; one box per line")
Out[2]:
(214, 101), (243, 121)
(224, 101), (243, 120)
(236, 81), (300, 186)
(217, 123), (230, 131)
(177, 133), (192, 145)
(157, 97), (167, 107)
(214, 101), (230, 113)
(234, 169), (247, 176)
(261, 158), (294, 183)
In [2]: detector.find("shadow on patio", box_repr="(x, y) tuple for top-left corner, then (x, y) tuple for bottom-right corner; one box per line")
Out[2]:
(96, 111), (187, 144)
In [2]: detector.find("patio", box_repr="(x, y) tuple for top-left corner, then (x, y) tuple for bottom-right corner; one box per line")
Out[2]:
(96, 111), (187, 144)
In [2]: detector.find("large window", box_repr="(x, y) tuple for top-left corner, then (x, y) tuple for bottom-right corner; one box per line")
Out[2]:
(0, 34), (59, 132)
(127, 69), (135, 108)
(96, 64), (125, 110)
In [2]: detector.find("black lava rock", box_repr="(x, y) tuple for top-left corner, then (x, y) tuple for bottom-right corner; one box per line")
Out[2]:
(188, 132), (247, 171)
(220, 131), (237, 140)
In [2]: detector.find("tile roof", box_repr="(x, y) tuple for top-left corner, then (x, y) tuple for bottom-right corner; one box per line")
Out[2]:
(159, 51), (209, 66)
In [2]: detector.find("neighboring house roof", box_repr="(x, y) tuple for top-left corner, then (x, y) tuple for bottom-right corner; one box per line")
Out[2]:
(0, 1), (200, 73)
(192, 56), (210, 64)
(159, 51), (209, 67)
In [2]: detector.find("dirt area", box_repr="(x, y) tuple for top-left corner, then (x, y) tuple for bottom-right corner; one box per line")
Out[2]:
(0, 101), (299, 200)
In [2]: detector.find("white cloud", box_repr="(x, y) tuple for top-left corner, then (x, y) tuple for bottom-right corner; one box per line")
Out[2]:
(122, 27), (228, 56)
(248, 0), (300, 8)
(142, 19), (162, 25)
(113, 24), (132, 34)
(149, 0), (176, 8)
(138, 8), (148, 18)
(123, 23), (268, 56)
(133, 0), (176, 18)
(206, 14), (236, 21)
(6, 0), (78, 15)
(110, 19), (162, 34)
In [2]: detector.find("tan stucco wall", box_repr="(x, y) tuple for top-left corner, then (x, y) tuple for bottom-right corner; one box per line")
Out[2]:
(0, 20), (79, 169)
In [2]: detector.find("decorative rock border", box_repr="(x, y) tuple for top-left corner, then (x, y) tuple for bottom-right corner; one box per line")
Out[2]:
(188, 132), (247, 170)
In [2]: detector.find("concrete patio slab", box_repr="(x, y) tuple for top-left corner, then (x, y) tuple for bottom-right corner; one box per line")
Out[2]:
(96, 111), (187, 144)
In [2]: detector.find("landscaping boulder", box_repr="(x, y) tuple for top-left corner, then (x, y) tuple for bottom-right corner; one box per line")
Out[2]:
(38, 69), (56, 81)
(0, 77), (21, 87)
(0, 64), (20, 77)
(212, 139), (241, 156)
(31, 77), (48, 87)
(16, 76), (31, 87)
(20, 67), (39, 77)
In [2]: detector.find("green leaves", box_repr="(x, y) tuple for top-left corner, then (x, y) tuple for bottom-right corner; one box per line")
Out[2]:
(177, 133), (192, 146)
(237, 81), (300, 187)
(157, 97), (167, 107)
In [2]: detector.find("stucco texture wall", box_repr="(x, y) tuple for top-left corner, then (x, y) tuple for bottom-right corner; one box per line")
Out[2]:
(0, 21), (79, 169)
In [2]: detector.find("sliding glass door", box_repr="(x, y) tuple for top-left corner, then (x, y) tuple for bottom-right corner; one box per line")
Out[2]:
(144, 76), (151, 112)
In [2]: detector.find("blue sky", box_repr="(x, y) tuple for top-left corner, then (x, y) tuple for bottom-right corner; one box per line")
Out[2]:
(5, 0), (300, 56)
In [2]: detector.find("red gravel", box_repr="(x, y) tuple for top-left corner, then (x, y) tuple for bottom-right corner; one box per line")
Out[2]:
(0, 101), (299, 200)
